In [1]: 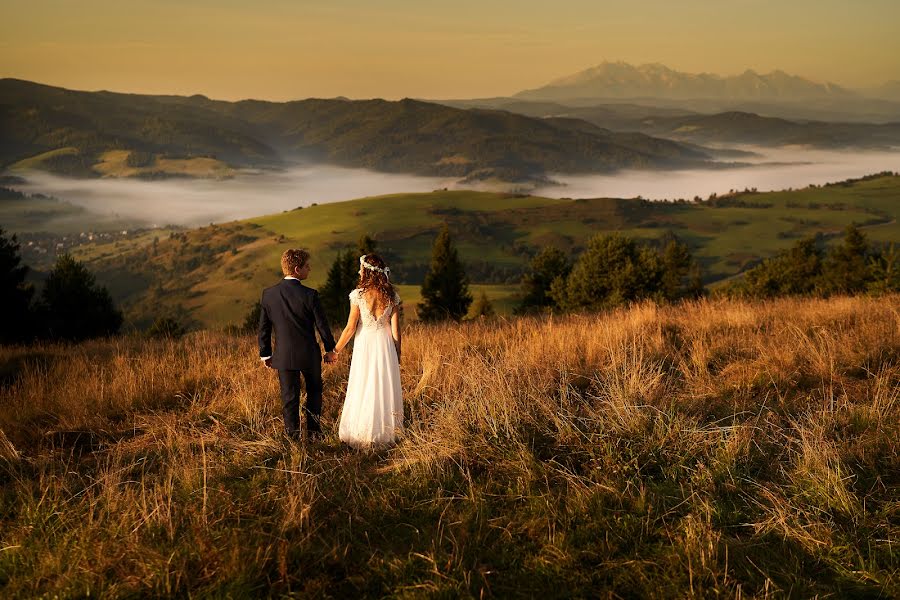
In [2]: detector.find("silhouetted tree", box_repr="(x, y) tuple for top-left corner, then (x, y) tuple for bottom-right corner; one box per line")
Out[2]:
(39, 254), (123, 341)
(0, 228), (35, 342)
(318, 234), (382, 325)
(319, 250), (358, 325)
(418, 226), (472, 322)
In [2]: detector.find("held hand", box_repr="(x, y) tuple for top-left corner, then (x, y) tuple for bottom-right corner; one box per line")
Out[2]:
(324, 351), (337, 363)
(263, 358), (273, 369)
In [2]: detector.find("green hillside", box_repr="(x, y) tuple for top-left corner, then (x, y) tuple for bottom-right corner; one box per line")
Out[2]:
(77, 174), (900, 329)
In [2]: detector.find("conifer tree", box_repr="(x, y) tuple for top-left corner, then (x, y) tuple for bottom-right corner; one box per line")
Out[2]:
(39, 254), (123, 340)
(739, 235), (824, 298)
(517, 246), (571, 313)
(470, 291), (495, 319)
(0, 228), (35, 342)
(319, 234), (380, 325)
(820, 224), (871, 294)
(550, 234), (657, 311)
(868, 243), (900, 294)
(418, 226), (472, 322)
(659, 234), (704, 301)
(319, 250), (358, 325)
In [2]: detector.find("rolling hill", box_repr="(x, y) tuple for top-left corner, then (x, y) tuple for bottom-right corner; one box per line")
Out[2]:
(440, 99), (900, 149)
(73, 173), (900, 329)
(0, 78), (712, 183)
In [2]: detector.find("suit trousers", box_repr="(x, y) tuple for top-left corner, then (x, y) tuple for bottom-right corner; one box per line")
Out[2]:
(277, 367), (323, 436)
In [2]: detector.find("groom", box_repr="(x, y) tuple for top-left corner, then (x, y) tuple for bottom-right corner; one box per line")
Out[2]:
(258, 248), (337, 441)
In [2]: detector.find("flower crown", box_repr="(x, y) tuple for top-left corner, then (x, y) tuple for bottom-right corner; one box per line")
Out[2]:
(360, 255), (390, 278)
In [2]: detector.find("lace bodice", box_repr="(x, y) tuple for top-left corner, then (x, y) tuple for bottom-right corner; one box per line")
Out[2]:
(350, 288), (401, 331)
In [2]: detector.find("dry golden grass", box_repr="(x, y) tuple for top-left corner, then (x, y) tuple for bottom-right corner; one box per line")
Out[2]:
(1, 295), (898, 597)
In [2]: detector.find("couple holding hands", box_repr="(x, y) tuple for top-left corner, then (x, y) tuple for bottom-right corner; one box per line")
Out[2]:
(258, 249), (403, 448)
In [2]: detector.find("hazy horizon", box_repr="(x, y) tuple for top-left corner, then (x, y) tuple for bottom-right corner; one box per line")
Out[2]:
(2, 1), (899, 101)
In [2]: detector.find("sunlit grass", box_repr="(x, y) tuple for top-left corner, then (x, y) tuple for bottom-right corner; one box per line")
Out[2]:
(1, 294), (897, 597)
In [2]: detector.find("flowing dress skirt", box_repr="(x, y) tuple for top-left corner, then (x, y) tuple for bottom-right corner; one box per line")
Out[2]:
(338, 323), (403, 447)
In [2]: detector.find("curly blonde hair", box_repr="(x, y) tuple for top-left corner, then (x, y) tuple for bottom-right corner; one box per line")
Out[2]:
(281, 248), (310, 276)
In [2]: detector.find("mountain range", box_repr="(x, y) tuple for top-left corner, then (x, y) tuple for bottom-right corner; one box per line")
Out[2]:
(516, 61), (856, 102)
(504, 61), (900, 122)
(0, 78), (711, 183)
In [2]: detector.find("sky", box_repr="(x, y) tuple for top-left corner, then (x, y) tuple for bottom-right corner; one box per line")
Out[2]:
(2, 0), (898, 101)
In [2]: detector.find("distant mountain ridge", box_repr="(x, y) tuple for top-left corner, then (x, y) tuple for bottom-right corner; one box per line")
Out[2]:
(516, 61), (857, 102)
(0, 78), (711, 183)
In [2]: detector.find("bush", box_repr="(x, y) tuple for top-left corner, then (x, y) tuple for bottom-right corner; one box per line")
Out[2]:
(146, 317), (187, 339)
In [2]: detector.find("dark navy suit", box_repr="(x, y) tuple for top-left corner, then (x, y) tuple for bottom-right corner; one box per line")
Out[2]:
(258, 278), (336, 436)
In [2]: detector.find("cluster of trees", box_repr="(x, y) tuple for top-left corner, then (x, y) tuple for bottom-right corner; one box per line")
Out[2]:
(518, 233), (703, 313)
(317, 229), (475, 324)
(1, 228), (123, 343)
(727, 224), (899, 298)
(319, 235), (379, 326)
(314, 228), (706, 325)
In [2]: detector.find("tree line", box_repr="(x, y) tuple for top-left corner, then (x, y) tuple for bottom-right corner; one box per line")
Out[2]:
(1, 228), (123, 343)
(724, 224), (898, 298)
(4, 221), (896, 345)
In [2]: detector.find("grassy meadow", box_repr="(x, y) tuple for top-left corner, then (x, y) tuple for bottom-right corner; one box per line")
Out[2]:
(1, 294), (898, 597)
(70, 173), (900, 329)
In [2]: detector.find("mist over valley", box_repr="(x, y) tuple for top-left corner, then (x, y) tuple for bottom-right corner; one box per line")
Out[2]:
(4, 147), (898, 233)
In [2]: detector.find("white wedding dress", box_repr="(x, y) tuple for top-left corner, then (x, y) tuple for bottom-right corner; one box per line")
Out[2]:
(338, 288), (404, 448)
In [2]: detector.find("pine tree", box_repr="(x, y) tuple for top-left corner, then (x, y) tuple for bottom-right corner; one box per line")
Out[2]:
(0, 228), (35, 342)
(517, 246), (570, 313)
(470, 291), (495, 319)
(357, 235), (377, 256)
(659, 235), (703, 301)
(821, 224), (871, 294)
(418, 226), (472, 322)
(868, 243), (900, 294)
(739, 235), (824, 298)
(319, 250), (358, 325)
(39, 254), (123, 341)
(319, 234), (380, 326)
(550, 234), (657, 311)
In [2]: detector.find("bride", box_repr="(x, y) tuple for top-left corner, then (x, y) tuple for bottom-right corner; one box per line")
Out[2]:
(332, 254), (403, 448)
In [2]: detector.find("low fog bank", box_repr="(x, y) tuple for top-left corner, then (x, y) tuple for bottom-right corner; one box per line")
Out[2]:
(534, 147), (900, 201)
(11, 166), (452, 228)
(8, 148), (900, 231)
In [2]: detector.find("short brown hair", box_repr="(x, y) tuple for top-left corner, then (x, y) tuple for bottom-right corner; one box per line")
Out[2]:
(281, 248), (310, 276)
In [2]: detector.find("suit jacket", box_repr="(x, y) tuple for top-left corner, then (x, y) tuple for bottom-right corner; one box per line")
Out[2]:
(258, 279), (336, 371)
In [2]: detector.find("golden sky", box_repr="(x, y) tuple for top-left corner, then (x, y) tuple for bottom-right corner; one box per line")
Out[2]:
(2, 0), (898, 101)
